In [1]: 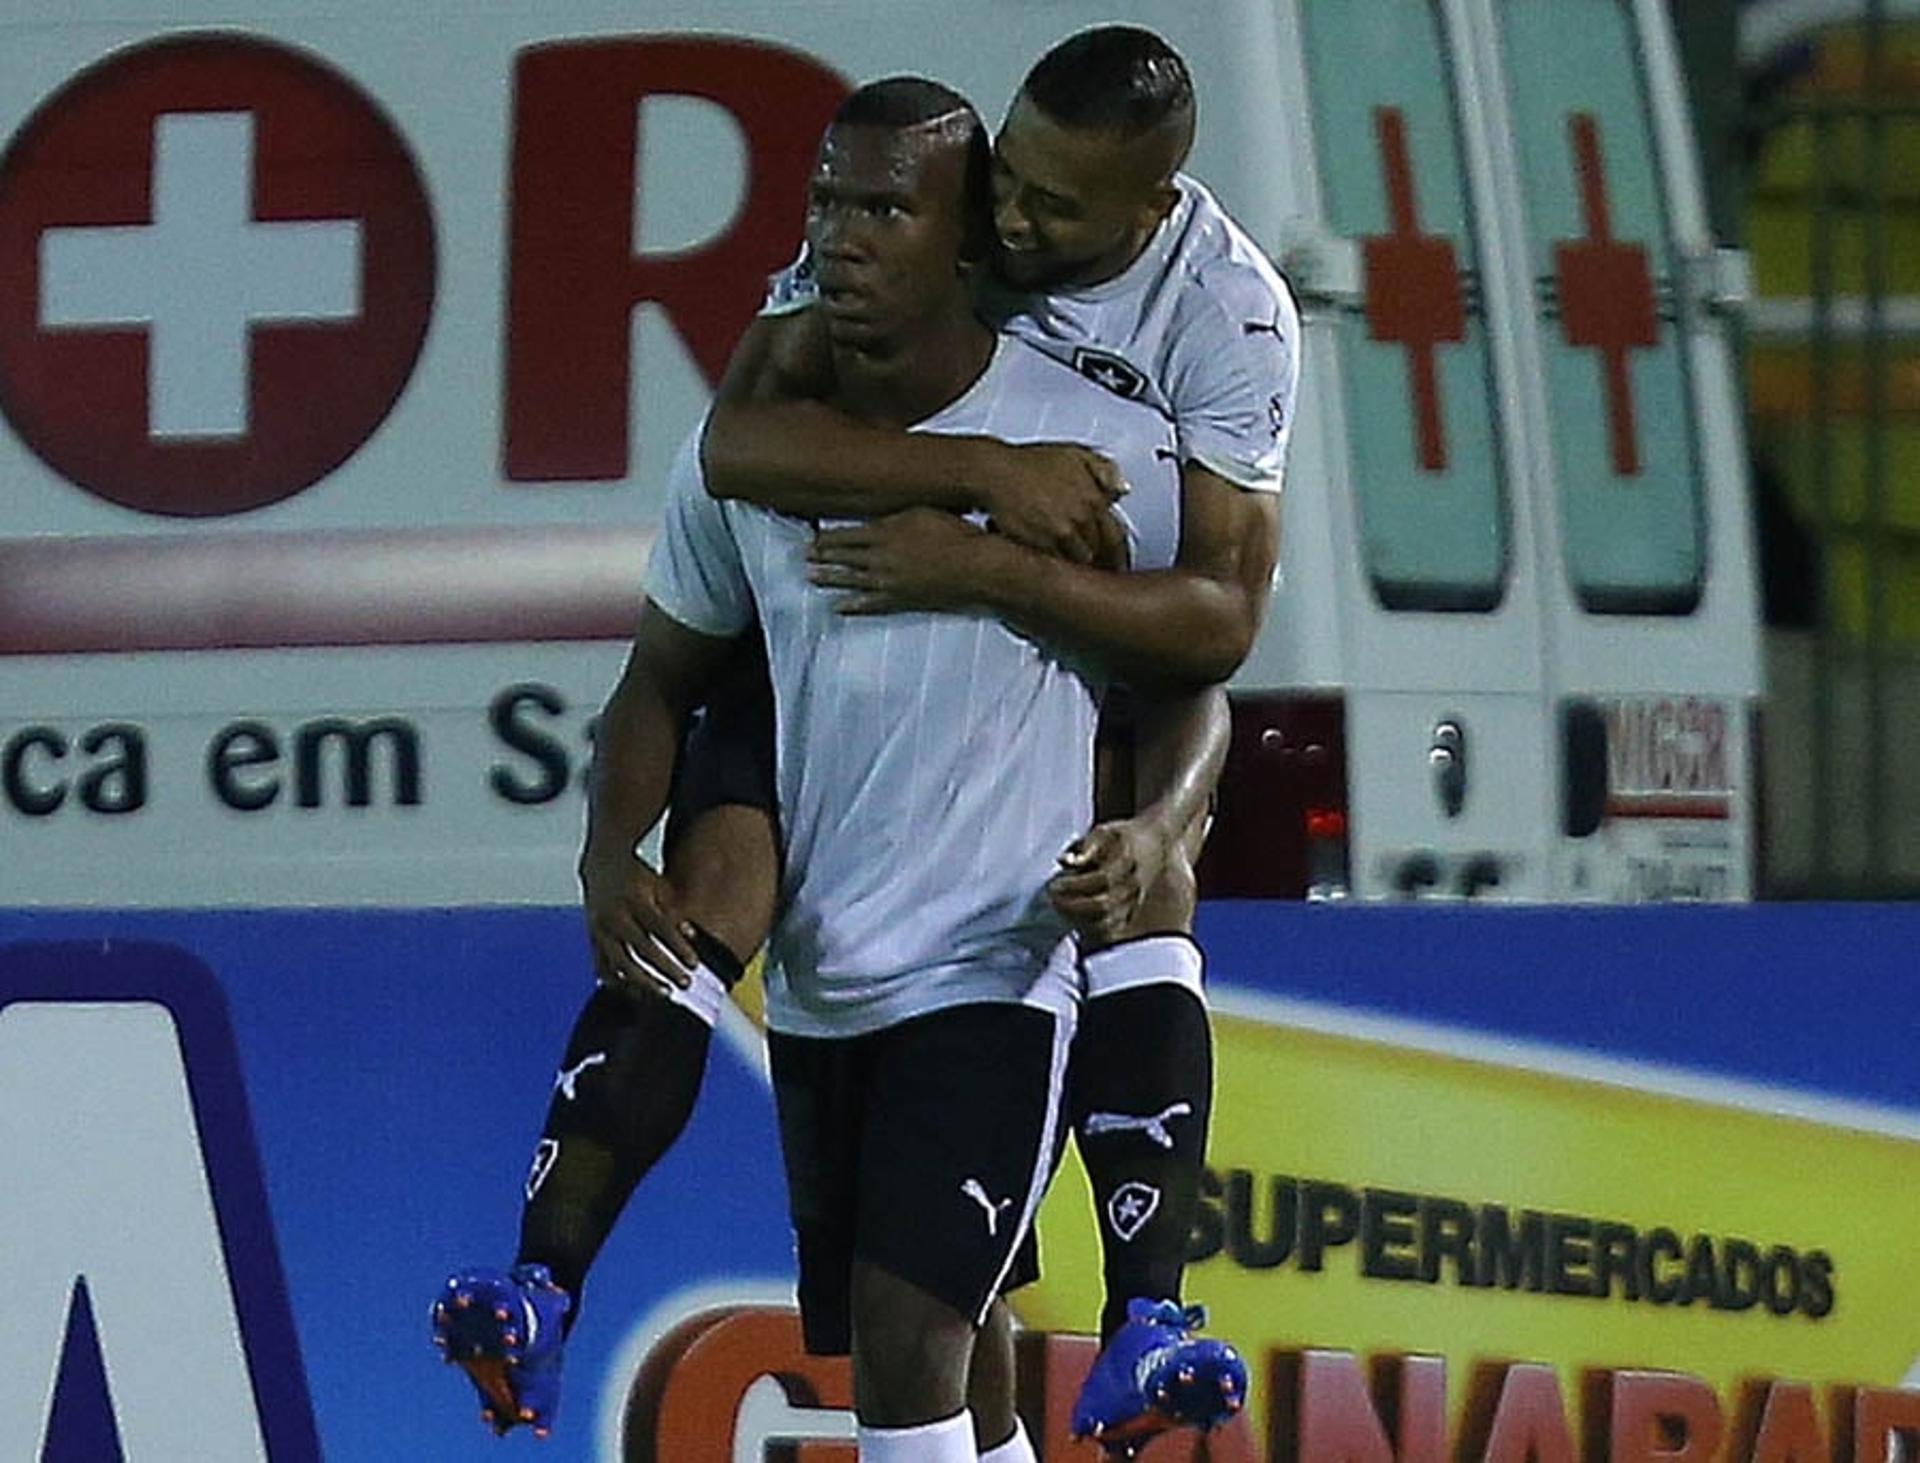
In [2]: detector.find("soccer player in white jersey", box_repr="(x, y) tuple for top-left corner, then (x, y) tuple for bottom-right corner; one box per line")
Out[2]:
(624, 80), (1196, 1462)
(699, 24), (1298, 1449)
(429, 78), (1211, 1461)
(433, 28), (1278, 1455)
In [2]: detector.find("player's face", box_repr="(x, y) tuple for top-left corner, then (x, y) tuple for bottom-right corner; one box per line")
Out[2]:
(991, 94), (1170, 291)
(806, 122), (972, 351)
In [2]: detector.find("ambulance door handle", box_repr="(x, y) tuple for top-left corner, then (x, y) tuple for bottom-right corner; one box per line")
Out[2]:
(1681, 245), (1753, 320)
(1276, 223), (1479, 314)
(1273, 224), (1364, 309)
(1429, 719), (1466, 818)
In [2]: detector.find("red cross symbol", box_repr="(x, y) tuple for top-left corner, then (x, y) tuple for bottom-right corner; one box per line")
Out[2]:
(1554, 113), (1659, 477)
(1361, 106), (1466, 473)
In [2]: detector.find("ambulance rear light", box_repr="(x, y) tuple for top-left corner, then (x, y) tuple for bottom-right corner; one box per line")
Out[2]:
(1198, 692), (1348, 900)
(1303, 803), (1352, 902)
(1304, 806), (1347, 841)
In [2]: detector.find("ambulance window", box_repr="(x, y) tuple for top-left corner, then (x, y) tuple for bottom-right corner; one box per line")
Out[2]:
(1497, 0), (1705, 614)
(1300, 0), (1509, 612)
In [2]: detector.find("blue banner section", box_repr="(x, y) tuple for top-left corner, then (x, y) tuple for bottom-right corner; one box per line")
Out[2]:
(2, 902), (1916, 1460)
(1, 939), (323, 1460)
(1194, 902), (1920, 1114)
(0, 911), (791, 1462)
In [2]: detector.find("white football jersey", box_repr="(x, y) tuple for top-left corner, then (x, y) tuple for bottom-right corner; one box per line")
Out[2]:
(765, 173), (1300, 493)
(647, 335), (1180, 1038)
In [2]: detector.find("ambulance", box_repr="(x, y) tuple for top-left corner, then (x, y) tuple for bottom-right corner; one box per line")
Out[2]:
(0, 0), (1760, 908)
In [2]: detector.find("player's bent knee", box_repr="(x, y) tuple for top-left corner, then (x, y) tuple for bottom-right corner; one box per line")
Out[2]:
(850, 1262), (975, 1424)
(664, 803), (780, 961)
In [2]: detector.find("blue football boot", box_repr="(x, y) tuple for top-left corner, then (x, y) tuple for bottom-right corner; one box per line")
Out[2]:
(1071, 1297), (1248, 1455)
(430, 1264), (571, 1438)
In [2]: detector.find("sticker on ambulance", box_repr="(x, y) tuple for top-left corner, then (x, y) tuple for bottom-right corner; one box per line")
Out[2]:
(1597, 696), (1742, 901)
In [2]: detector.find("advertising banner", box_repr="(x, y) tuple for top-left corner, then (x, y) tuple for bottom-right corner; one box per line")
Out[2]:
(3, 903), (1915, 1460)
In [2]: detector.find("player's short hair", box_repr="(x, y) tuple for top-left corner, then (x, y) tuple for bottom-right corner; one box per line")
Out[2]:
(831, 76), (992, 244)
(834, 75), (977, 133)
(1022, 26), (1195, 139)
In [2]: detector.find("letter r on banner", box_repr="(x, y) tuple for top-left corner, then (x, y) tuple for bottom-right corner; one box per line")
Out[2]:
(503, 38), (849, 481)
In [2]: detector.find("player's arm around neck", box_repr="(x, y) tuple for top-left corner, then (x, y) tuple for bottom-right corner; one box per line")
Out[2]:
(579, 603), (737, 988)
(975, 461), (1279, 692)
(701, 310), (1126, 565)
(703, 309), (979, 514)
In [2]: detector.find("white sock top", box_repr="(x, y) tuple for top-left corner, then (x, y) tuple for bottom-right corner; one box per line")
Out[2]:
(858, 1410), (974, 1463)
(664, 960), (729, 1027)
(1081, 933), (1205, 1001)
(978, 1415), (1038, 1463)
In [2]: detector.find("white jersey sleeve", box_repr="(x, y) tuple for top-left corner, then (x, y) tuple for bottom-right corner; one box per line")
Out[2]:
(986, 175), (1301, 498)
(1165, 247), (1301, 495)
(642, 424), (755, 637)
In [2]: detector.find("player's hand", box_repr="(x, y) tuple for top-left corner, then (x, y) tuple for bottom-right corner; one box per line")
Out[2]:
(578, 847), (701, 998)
(978, 442), (1129, 569)
(1047, 818), (1171, 945)
(807, 508), (1002, 614)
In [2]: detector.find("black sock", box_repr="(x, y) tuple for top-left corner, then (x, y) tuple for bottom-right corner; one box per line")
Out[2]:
(1067, 975), (1213, 1344)
(515, 933), (743, 1331)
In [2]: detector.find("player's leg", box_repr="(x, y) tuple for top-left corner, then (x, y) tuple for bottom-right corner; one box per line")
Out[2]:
(848, 1262), (976, 1433)
(851, 1000), (1071, 1460)
(1070, 876), (1211, 1342)
(968, 1297), (1038, 1461)
(512, 649), (780, 1320)
(510, 808), (770, 1315)
(1071, 723), (1216, 1343)
(434, 810), (770, 1438)
(766, 1027), (982, 1461)
(1067, 852), (1246, 1449)
(661, 800), (780, 976)
(433, 654), (779, 1437)
(1068, 728), (1246, 1448)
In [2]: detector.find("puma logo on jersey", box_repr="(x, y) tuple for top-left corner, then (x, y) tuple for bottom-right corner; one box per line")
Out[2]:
(961, 1178), (1015, 1237)
(1083, 1101), (1194, 1150)
(554, 1051), (608, 1101)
